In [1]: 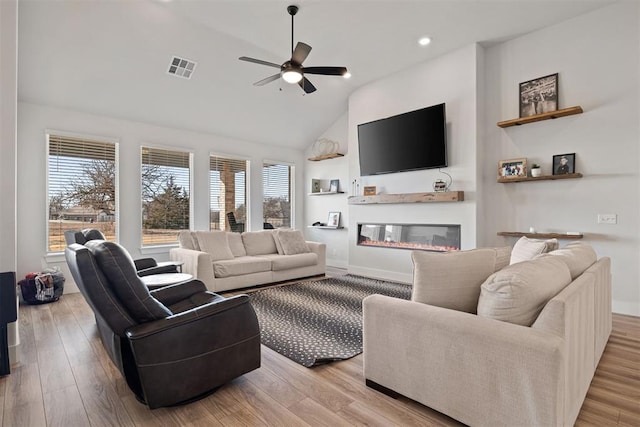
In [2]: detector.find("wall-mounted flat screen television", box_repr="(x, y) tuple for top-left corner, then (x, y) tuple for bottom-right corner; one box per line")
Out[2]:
(357, 103), (447, 176)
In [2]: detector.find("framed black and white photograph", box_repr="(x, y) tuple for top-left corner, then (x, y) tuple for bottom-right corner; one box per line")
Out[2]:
(553, 153), (575, 175)
(329, 179), (340, 193)
(327, 211), (341, 228)
(498, 158), (528, 179)
(519, 73), (558, 118)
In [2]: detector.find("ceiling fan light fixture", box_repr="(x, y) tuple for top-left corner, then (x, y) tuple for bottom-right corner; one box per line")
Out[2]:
(282, 69), (303, 84)
(418, 36), (432, 46)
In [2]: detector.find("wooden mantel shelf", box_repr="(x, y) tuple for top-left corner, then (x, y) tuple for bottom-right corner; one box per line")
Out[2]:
(498, 231), (584, 239)
(348, 191), (464, 205)
(307, 153), (345, 161)
(497, 106), (583, 128)
(498, 173), (583, 183)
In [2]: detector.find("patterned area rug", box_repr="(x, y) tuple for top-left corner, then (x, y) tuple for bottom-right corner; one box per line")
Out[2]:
(248, 274), (411, 367)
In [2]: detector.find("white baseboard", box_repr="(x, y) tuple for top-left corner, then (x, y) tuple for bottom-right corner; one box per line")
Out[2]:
(327, 258), (348, 269)
(346, 265), (412, 284)
(612, 300), (640, 317)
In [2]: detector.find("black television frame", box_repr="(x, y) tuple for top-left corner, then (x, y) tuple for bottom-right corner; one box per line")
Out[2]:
(357, 103), (447, 176)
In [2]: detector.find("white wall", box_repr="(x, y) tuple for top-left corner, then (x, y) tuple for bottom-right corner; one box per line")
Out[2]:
(18, 102), (306, 293)
(1, 0), (20, 365)
(304, 112), (350, 268)
(346, 44), (482, 283)
(481, 1), (640, 315)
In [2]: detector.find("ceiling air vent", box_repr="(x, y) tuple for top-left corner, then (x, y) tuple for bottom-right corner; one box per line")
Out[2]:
(167, 56), (197, 79)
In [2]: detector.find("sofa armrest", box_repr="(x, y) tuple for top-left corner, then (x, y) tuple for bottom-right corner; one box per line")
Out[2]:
(306, 241), (326, 270)
(170, 247), (216, 291)
(363, 295), (565, 427)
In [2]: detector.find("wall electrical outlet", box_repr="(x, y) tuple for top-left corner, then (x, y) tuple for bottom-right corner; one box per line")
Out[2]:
(597, 214), (617, 224)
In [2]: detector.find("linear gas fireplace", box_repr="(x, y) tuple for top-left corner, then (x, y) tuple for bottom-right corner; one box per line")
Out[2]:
(357, 223), (460, 252)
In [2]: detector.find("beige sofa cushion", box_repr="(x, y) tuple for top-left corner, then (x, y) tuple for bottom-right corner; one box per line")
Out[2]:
(226, 232), (247, 257)
(539, 242), (597, 280)
(195, 231), (234, 261)
(257, 253), (318, 271)
(275, 229), (310, 255)
(411, 247), (511, 314)
(178, 231), (200, 251)
(510, 236), (558, 264)
(242, 230), (278, 255)
(478, 256), (572, 326)
(213, 256), (271, 278)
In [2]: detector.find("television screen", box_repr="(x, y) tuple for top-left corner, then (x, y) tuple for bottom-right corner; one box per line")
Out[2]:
(357, 103), (447, 176)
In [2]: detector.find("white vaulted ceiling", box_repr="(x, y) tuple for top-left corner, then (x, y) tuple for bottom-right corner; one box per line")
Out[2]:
(17, 0), (613, 150)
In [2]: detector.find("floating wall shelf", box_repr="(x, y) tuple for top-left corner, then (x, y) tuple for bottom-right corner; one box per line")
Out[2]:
(498, 232), (583, 239)
(307, 191), (344, 196)
(497, 173), (583, 183)
(307, 153), (345, 161)
(497, 106), (583, 128)
(348, 191), (464, 205)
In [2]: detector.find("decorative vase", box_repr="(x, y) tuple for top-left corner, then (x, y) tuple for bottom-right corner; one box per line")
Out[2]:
(531, 168), (542, 178)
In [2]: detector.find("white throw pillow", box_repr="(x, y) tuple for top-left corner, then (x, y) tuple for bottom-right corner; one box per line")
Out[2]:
(178, 230), (196, 250)
(242, 230), (278, 255)
(226, 232), (247, 257)
(411, 247), (512, 314)
(510, 236), (558, 265)
(275, 229), (310, 255)
(539, 242), (597, 280)
(477, 256), (571, 326)
(195, 231), (234, 261)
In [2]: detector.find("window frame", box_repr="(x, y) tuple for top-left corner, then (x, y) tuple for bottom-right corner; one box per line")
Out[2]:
(46, 130), (120, 254)
(209, 152), (250, 232)
(140, 144), (194, 248)
(262, 159), (295, 230)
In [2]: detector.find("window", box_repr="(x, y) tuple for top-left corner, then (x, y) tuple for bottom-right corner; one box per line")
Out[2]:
(141, 147), (191, 246)
(210, 155), (248, 232)
(47, 133), (118, 252)
(263, 162), (293, 229)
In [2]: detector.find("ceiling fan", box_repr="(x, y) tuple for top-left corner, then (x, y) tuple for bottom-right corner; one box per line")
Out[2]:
(239, 5), (349, 94)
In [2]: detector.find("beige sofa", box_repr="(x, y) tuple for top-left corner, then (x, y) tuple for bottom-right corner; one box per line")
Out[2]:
(170, 229), (325, 292)
(363, 242), (611, 427)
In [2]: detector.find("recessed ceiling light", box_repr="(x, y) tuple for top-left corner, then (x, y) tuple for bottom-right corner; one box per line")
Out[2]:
(343, 72), (352, 79)
(418, 36), (432, 46)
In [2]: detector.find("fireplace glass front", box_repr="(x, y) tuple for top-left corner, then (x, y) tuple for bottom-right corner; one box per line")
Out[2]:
(357, 223), (460, 252)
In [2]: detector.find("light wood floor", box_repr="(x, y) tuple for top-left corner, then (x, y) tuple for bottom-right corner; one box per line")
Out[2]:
(1, 289), (638, 426)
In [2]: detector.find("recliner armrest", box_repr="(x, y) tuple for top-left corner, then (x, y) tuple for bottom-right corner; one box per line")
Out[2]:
(126, 294), (254, 339)
(134, 257), (157, 271)
(149, 279), (207, 306)
(136, 264), (179, 277)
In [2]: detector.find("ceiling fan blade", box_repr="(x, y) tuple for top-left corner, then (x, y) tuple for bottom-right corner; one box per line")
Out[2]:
(298, 76), (317, 94)
(253, 73), (281, 86)
(239, 56), (281, 69)
(291, 42), (312, 65)
(303, 66), (348, 76)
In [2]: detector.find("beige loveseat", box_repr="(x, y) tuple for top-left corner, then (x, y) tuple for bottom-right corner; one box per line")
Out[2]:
(170, 229), (325, 292)
(363, 242), (611, 427)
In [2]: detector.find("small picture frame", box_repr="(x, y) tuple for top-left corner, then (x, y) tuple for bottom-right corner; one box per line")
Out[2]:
(553, 153), (575, 175)
(327, 211), (341, 228)
(363, 185), (376, 196)
(519, 73), (558, 118)
(329, 179), (340, 193)
(498, 158), (528, 179)
(311, 179), (321, 193)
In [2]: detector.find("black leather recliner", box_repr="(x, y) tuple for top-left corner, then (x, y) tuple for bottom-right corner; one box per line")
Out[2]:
(65, 240), (261, 409)
(64, 229), (178, 277)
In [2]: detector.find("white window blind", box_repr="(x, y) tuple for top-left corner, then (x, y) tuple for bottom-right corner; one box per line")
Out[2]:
(47, 134), (117, 252)
(262, 162), (292, 229)
(210, 156), (247, 232)
(141, 147), (191, 246)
